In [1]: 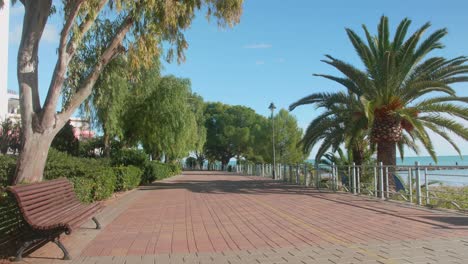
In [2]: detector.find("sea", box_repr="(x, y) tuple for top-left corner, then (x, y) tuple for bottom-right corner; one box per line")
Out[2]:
(310, 155), (468, 186)
(229, 155), (468, 186)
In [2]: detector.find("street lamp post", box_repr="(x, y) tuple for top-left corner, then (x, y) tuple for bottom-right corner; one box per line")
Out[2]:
(268, 102), (276, 179)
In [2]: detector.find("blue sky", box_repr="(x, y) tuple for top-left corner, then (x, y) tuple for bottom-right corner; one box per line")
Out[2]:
(6, 0), (468, 158)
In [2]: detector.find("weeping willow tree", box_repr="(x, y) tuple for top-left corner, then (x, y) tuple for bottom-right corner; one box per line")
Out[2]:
(127, 73), (200, 163)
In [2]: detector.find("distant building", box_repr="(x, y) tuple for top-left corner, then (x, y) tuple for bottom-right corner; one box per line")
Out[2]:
(6, 89), (20, 123)
(70, 118), (95, 140)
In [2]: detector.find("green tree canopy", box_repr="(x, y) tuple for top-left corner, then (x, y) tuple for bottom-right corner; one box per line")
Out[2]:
(11, 0), (244, 184)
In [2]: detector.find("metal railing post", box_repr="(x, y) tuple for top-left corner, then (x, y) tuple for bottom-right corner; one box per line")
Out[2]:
(415, 162), (421, 205)
(408, 168), (412, 203)
(295, 165), (299, 184)
(379, 162), (384, 199)
(315, 165), (320, 189)
(425, 168), (429, 206)
(348, 166), (352, 192)
(385, 167), (389, 198)
(305, 164), (310, 187)
(357, 166), (361, 194)
(373, 166), (377, 197)
(352, 162), (356, 194)
(331, 163), (335, 191)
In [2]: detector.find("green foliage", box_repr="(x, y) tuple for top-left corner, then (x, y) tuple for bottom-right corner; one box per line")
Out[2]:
(204, 103), (305, 165)
(142, 161), (179, 184)
(0, 155), (16, 187)
(78, 137), (104, 158)
(113, 166), (143, 191)
(68, 177), (95, 203)
(124, 71), (200, 162)
(291, 16), (468, 166)
(92, 168), (116, 201)
(290, 92), (370, 164)
(111, 148), (148, 168)
(44, 149), (115, 202)
(51, 120), (79, 156)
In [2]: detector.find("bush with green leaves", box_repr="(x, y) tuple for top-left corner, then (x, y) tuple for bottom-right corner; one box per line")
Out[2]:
(111, 148), (148, 168)
(44, 149), (116, 202)
(113, 165), (142, 191)
(0, 155), (16, 187)
(142, 161), (178, 184)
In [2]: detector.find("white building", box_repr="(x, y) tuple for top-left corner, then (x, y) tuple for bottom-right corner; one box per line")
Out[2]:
(0, 1), (10, 121)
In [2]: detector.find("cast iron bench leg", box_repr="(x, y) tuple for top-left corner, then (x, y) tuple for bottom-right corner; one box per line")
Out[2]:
(92, 217), (101, 229)
(14, 240), (32, 262)
(53, 238), (71, 260)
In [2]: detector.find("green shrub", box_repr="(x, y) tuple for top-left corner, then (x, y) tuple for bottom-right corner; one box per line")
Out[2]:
(45, 149), (116, 202)
(69, 177), (95, 203)
(142, 161), (176, 184)
(111, 149), (148, 168)
(113, 165), (142, 191)
(169, 163), (182, 175)
(92, 168), (116, 201)
(0, 155), (16, 187)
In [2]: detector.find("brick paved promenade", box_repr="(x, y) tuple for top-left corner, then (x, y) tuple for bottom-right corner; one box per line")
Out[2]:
(21, 171), (468, 263)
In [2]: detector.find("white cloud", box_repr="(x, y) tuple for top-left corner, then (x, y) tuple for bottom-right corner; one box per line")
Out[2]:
(243, 43), (272, 49)
(9, 23), (59, 45)
(256, 60), (265, 65)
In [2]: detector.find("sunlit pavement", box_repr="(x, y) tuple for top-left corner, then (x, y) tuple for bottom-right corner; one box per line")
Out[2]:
(22, 171), (468, 264)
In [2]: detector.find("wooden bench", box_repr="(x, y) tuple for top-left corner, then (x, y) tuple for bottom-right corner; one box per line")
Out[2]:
(7, 178), (102, 261)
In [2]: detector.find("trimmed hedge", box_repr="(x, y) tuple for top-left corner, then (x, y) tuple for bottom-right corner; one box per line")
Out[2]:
(113, 165), (142, 191)
(142, 161), (180, 184)
(0, 149), (181, 202)
(44, 149), (115, 202)
(0, 155), (16, 187)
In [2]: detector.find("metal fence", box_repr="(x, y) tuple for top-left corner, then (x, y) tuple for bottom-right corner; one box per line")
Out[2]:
(234, 162), (468, 213)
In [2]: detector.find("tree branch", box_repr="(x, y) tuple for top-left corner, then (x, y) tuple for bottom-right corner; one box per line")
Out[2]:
(59, 16), (133, 124)
(41, 0), (107, 128)
(66, 0), (108, 55)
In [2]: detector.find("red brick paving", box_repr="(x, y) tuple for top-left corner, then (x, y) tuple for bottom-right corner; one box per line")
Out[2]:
(80, 171), (468, 258)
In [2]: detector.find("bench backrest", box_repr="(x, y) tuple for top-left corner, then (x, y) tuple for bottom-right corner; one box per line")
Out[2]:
(7, 178), (80, 228)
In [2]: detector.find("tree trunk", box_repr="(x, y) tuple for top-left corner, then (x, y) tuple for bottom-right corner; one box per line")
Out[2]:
(13, 131), (56, 184)
(103, 133), (110, 158)
(377, 140), (397, 194)
(352, 147), (364, 166)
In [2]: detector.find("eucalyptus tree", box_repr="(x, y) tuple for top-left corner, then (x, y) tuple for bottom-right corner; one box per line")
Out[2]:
(308, 16), (468, 169)
(8, 0), (244, 184)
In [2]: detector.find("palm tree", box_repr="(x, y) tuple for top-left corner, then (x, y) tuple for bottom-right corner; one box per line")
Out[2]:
(290, 91), (369, 165)
(310, 16), (468, 168)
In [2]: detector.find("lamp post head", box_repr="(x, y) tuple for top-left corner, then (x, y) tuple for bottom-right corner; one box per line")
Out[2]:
(268, 102), (276, 113)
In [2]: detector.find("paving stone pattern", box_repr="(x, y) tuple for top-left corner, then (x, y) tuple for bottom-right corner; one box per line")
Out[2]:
(21, 171), (468, 264)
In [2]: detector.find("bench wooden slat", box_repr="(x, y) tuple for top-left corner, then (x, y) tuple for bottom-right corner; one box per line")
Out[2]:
(22, 192), (77, 215)
(11, 179), (70, 193)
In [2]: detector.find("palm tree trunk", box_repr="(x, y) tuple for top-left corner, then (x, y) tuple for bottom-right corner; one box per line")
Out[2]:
(377, 141), (397, 194)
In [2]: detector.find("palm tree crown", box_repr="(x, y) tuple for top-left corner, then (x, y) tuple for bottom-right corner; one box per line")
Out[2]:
(292, 16), (468, 167)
